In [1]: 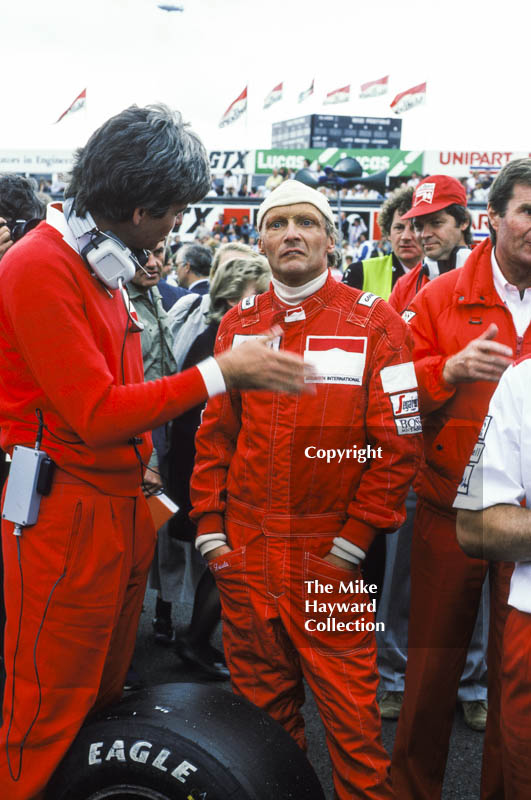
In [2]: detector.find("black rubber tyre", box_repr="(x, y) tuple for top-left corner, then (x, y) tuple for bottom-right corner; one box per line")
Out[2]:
(46, 683), (325, 800)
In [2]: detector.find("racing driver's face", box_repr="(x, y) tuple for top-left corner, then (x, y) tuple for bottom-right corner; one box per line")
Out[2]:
(258, 203), (335, 287)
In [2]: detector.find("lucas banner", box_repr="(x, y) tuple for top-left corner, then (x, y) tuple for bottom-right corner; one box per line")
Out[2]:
(254, 148), (423, 176)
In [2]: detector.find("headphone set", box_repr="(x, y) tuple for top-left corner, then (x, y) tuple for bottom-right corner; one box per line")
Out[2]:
(62, 197), (149, 290)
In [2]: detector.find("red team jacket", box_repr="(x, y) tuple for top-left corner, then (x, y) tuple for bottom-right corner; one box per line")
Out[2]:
(0, 221), (209, 495)
(406, 238), (531, 510)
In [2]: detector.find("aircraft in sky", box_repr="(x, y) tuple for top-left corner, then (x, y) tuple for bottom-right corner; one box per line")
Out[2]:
(157, 4), (184, 11)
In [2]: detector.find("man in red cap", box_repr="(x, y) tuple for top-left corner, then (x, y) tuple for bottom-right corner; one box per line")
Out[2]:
(381, 176), (489, 733)
(388, 174), (472, 314)
(391, 162), (531, 798)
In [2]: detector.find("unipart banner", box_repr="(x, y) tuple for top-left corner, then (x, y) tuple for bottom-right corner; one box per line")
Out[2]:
(424, 150), (531, 176)
(254, 148), (423, 177)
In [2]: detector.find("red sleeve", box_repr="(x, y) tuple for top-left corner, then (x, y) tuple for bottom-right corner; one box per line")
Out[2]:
(2, 250), (209, 448)
(407, 286), (457, 415)
(339, 309), (422, 551)
(189, 316), (242, 536)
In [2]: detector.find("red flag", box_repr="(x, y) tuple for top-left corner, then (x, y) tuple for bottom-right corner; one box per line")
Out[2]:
(390, 82), (427, 114)
(323, 85), (350, 105)
(359, 75), (389, 99)
(55, 88), (87, 124)
(219, 87), (248, 127)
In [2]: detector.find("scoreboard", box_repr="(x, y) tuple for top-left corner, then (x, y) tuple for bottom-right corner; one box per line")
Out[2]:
(272, 115), (402, 150)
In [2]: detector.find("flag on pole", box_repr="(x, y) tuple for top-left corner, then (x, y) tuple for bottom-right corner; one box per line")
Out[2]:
(390, 82), (427, 114)
(323, 85), (350, 105)
(219, 86), (248, 127)
(359, 75), (389, 99)
(264, 82), (283, 109)
(55, 88), (87, 124)
(298, 79), (314, 104)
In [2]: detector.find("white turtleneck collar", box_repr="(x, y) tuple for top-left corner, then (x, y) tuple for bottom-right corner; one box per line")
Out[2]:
(272, 269), (328, 305)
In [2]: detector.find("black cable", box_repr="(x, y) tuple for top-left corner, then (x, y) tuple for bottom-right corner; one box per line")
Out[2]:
(5, 537), (24, 780)
(34, 409), (83, 446)
(6, 534), (67, 781)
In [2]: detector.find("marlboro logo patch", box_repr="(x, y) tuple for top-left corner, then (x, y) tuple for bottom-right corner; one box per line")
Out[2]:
(304, 336), (367, 385)
(415, 182), (435, 205)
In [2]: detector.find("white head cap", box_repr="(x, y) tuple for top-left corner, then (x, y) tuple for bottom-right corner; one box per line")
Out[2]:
(257, 179), (336, 230)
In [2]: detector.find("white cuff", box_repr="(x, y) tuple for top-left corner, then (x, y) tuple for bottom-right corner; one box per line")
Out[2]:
(196, 357), (226, 397)
(196, 532), (228, 557)
(330, 537), (366, 565)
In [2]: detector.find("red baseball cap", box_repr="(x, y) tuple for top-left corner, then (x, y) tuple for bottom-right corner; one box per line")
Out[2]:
(401, 175), (467, 219)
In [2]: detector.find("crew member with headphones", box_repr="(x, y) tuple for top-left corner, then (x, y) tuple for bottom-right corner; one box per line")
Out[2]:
(0, 104), (309, 800)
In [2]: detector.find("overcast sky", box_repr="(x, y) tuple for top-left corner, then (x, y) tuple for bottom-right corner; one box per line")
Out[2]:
(1, 0), (529, 154)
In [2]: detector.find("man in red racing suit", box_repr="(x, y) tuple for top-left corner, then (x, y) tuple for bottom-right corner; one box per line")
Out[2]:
(191, 180), (422, 800)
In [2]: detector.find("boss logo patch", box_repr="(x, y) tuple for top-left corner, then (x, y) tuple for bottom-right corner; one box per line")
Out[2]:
(394, 415), (422, 435)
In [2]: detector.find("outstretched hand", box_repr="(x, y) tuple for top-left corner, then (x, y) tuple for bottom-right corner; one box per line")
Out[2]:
(442, 323), (513, 384)
(216, 325), (316, 394)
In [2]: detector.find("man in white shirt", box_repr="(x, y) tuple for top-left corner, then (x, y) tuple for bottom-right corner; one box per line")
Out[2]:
(455, 359), (531, 800)
(392, 157), (531, 799)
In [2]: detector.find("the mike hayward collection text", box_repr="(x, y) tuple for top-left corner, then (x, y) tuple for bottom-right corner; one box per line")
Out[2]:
(304, 578), (385, 633)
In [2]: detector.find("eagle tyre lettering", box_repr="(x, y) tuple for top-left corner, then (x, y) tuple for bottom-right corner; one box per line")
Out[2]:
(46, 683), (325, 800)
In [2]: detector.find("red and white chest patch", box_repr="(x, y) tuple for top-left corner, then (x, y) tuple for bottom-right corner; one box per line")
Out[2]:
(303, 336), (367, 385)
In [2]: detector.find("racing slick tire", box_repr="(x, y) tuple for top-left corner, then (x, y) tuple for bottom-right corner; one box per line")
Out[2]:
(46, 682), (325, 800)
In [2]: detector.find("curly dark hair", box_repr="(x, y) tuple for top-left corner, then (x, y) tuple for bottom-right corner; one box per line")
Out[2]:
(65, 104), (211, 222)
(0, 174), (44, 220)
(377, 185), (415, 237)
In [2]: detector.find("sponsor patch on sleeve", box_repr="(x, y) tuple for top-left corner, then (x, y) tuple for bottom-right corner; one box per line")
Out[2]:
(380, 362), (418, 394)
(456, 464), (474, 495)
(304, 336), (367, 385)
(469, 442), (484, 464)
(390, 390), (419, 416)
(358, 291), (379, 308)
(478, 415), (492, 441)
(241, 295), (257, 310)
(394, 415), (422, 435)
(402, 310), (416, 323)
(232, 333), (280, 350)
